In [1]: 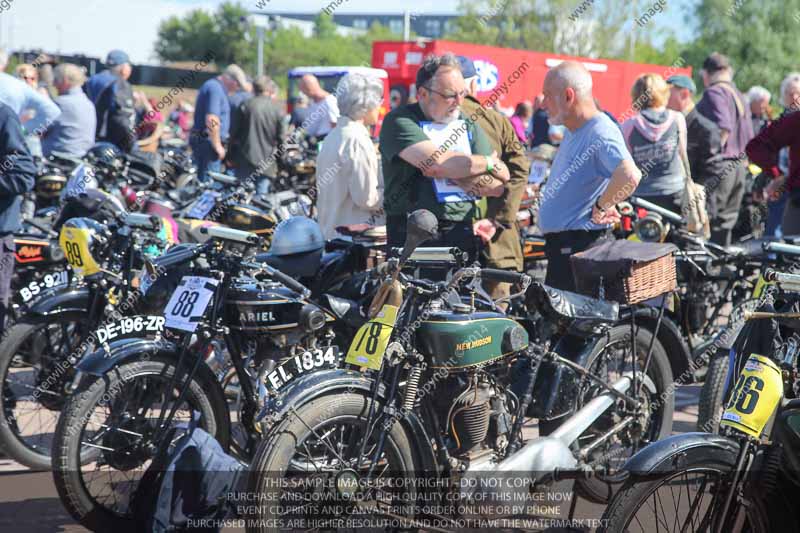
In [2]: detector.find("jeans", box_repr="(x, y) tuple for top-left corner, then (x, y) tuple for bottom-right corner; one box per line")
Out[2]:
(543, 229), (611, 292)
(190, 138), (222, 184)
(766, 195), (787, 237)
(234, 163), (271, 194)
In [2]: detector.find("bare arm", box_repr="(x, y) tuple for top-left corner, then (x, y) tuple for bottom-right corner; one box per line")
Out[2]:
(719, 129), (730, 148)
(398, 140), (510, 182)
(596, 159), (642, 209)
(206, 113), (224, 155)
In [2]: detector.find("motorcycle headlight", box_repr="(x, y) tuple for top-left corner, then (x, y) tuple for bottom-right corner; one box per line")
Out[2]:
(634, 214), (667, 243)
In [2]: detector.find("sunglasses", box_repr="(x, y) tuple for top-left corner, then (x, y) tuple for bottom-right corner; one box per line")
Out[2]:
(423, 86), (467, 103)
(21, 76), (36, 81)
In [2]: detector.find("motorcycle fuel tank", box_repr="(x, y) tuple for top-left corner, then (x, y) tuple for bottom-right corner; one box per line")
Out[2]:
(416, 311), (528, 370)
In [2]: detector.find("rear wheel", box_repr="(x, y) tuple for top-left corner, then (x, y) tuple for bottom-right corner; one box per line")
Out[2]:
(52, 356), (228, 532)
(540, 324), (674, 504)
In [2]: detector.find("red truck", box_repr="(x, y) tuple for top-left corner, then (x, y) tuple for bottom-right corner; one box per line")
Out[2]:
(372, 40), (692, 119)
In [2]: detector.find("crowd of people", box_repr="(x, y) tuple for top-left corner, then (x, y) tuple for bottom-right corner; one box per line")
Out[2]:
(0, 46), (796, 319)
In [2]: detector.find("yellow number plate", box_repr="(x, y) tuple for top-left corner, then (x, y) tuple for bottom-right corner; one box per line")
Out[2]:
(59, 227), (101, 276)
(720, 354), (783, 437)
(345, 304), (398, 370)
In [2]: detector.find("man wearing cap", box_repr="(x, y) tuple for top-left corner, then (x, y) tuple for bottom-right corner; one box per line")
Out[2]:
(190, 65), (245, 183)
(667, 75), (724, 196)
(84, 49), (136, 152)
(378, 53), (510, 262)
(457, 56), (530, 300)
(695, 52), (754, 245)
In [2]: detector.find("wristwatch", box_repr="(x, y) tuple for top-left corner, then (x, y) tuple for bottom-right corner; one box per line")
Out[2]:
(594, 198), (606, 212)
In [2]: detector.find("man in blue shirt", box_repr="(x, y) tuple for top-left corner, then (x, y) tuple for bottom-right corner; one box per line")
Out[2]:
(0, 70), (60, 144)
(42, 63), (96, 158)
(538, 61), (642, 291)
(84, 49), (136, 152)
(0, 103), (36, 332)
(190, 64), (246, 182)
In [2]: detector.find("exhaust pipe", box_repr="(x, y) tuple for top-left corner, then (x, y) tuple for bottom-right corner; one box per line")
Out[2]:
(460, 374), (637, 518)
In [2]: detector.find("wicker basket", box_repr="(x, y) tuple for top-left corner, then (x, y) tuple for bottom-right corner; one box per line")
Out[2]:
(571, 240), (677, 304)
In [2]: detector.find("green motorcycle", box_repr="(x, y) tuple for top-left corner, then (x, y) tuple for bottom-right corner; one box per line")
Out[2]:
(244, 210), (675, 531)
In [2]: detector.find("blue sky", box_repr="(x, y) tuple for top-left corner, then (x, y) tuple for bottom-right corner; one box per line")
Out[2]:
(6, 0), (698, 64)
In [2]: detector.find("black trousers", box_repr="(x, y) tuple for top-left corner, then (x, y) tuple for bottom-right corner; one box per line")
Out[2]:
(707, 159), (747, 246)
(544, 229), (610, 292)
(0, 235), (14, 335)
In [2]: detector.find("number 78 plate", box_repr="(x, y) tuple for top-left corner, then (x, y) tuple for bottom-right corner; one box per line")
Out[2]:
(345, 304), (399, 370)
(164, 276), (218, 332)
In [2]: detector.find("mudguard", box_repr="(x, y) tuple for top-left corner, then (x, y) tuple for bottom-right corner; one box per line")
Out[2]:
(623, 432), (740, 475)
(77, 337), (177, 376)
(259, 368), (437, 472)
(25, 286), (90, 321)
(620, 307), (692, 383)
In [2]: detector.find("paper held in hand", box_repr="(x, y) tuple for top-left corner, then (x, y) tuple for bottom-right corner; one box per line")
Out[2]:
(420, 120), (476, 203)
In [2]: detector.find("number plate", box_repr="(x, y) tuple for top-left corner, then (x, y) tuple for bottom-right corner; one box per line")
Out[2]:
(95, 315), (166, 344)
(164, 276), (218, 332)
(345, 305), (398, 370)
(720, 354), (783, 437)
(264, 346), (339, 392)
(59, 226), (101, 276)
(528, 160), (549, 184)
(186, 190), (220, 219)
(18, 270), (70, 303)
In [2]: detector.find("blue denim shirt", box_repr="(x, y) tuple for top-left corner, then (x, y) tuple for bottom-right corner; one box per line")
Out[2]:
(41, 87), (97, 158)
(0, 72), (61, 135)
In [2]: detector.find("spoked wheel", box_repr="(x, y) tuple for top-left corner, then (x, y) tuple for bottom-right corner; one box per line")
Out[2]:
(52, 356), (228, 532)
(540, 324), (674, 504)
(0, 317), (87, 469)
(601, 460), (769, 532)
(247, 393), (417, 533)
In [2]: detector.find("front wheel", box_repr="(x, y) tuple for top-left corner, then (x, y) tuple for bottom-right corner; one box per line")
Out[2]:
(51, 355), (229, 532)
(697, 348), (730, 433)
(600, 449), (770, 533)
(247, 393), (417, 533)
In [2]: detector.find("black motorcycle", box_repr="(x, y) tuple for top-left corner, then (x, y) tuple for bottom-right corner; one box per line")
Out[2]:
(600, 268), (800, 533)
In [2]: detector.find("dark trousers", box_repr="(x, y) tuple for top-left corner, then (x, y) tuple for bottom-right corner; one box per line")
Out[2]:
(544, 229), (610, 292)
(707, 159), (747, 246)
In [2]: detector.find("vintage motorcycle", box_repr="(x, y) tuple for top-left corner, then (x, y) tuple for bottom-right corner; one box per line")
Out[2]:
(601, 267), (800, 533)
(244, 210), (676, 531)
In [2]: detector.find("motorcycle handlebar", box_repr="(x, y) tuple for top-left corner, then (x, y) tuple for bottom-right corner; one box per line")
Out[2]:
(480, 268), (531, 286)
(763, 241), (800, 257)
(629, 196), (685, 225)
(262, 264), (311, 298)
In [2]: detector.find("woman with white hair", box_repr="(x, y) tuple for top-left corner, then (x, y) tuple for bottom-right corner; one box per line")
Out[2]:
(315, 73), (385, 240)
(746, 85), (772, 133)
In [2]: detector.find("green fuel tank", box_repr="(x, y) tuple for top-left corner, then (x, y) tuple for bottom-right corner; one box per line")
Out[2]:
(415, 310), (529, 370)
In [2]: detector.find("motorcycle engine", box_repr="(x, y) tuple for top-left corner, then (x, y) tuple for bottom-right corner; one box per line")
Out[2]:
(433, 370), (515, 457)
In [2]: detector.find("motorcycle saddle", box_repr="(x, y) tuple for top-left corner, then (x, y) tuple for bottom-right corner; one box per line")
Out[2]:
(321, 294), (365, 328)
(254, 248), (323, 279)
(528, 282), (619, 325)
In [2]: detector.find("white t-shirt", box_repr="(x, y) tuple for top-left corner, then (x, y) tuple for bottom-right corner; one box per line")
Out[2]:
(304, 94), (339, 137)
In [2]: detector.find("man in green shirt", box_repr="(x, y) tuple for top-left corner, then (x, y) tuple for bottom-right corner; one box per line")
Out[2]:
(378, 53), (510, 257)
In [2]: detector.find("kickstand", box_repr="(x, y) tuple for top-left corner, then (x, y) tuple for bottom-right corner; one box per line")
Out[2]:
(567, 489), (578, 520)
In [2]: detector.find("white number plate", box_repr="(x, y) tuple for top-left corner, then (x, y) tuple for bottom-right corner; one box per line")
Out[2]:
(164, 276), (218, 332)
(95, 315), (166, 344)
(264, 346), (338, 392)
(186, 190), (220, 219)
(19, 270), (70, 303)
(528, 160), (549, 184)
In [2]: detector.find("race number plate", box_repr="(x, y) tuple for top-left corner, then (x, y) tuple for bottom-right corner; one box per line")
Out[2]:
(345, 304), (398, 370)
(186, 190), (220, 219)
(528, 160), (549, 184)
(720, 354), (783, 437)
(18, 270), (70, 303)
(95, 315), (166, 344)
(264, 346), (339, 392)
(164, 276), (218, 332)
(59, 227), (101, 276)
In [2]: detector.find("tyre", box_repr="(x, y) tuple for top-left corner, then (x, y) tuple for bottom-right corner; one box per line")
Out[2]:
(539, 324), (674, 504)
(600, 450), (769, 533)
(0, 315), (87, 470)
(246, 393), (417, 533)
(697, 349), (730, 433)
(51, 355), (229, 532)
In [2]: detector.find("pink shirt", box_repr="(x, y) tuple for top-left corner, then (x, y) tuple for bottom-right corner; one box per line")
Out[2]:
(509, 115), (528, 144)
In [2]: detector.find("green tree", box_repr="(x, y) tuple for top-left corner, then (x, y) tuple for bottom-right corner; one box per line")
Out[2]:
(691, 0), (800, 104)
